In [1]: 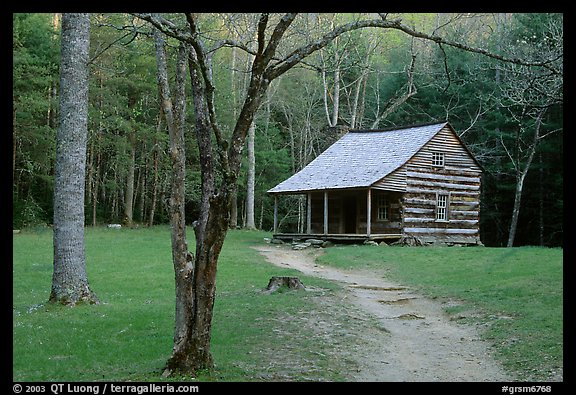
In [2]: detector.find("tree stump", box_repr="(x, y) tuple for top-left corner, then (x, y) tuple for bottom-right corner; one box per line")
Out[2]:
(391, 235), (423, 246)
(265, 276), (305, 293)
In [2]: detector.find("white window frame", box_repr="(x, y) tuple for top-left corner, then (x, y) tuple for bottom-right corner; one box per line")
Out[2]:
(436, 193), (449, 221)
(377, 195), (389, 221)
(432, 151), (445, 167)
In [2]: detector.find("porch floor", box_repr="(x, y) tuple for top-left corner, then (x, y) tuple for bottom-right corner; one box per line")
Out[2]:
(272, 233), (402, 244)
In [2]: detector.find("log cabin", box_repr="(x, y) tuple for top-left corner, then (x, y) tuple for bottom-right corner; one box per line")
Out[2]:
(268, 121), (483, 245)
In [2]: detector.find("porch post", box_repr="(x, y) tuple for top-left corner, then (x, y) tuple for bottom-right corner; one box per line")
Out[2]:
(273, 195), (278, 233)
(323, 191), (328, 235)
(306, 193), (312, 234)
(366, 188), (372, 237)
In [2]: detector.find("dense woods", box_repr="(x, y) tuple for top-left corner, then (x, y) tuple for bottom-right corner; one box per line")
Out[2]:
(13, 13), (563, 247)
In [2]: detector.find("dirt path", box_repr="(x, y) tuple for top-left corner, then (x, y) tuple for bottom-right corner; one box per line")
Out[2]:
(253, 244), (513, 382)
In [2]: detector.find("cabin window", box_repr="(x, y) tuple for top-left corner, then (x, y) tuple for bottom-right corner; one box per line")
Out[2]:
(436, 193), (449, 221)
(432, 152), (445, 167)
(377, 195), (389, 221)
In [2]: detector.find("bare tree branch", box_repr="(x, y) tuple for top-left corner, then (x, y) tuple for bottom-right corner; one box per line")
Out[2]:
(256, 13), (268, 57)
(370, 45), (418, 128)
(264, 15), (560, 81)
(184, 13), (229, 171)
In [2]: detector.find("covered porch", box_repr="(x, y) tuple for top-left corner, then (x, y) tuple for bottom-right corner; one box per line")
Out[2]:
(271, 232), (402, 244)
(271, 188), (403, 243)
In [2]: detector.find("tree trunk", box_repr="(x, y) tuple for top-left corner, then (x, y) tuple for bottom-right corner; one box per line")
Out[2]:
(124, 134), (136, 226)
(137, 155), (146, 223)
(331, 67), (340, 126)
(50, 13), (98, 305)
(167, 193), (229, 373)
(245, 122), (256, 229)
(155, 27), (231, 375)
(160, 12), (276, 374)
(320, 22), (340, 128)
(229, 188), (238, 229)
(506, 113), (543, 247)
(13, 107), (17, 184)
(322, 66), (339, 127)
(349, 70), (367, 128)
(148, 139), (160, 227)
(92, 149), (101, 227)
(154, 29), (196, 371)
(506, 171), (526, 248)
(88, 139), (101, 227)
(538, 153), (544, 246)
(167, 42), (226, 375)
(229, 45), (238, 229)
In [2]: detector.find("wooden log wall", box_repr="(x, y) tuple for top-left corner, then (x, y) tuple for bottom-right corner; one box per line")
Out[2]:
(372, 167), (406, 192)
(401, 126), (482, 245)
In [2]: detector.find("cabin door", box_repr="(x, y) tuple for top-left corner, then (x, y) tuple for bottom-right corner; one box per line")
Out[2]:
(343, 196), (357, 233)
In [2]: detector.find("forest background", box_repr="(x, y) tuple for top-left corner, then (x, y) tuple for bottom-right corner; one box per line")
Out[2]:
(12, 13), (563, 247)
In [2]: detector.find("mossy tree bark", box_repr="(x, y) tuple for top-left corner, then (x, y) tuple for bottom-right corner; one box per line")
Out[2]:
(50, 13), (98, 306)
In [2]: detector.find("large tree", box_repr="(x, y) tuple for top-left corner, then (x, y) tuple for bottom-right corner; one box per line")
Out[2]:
(134, 12), (557, 376)
(50, 13), (99, 305)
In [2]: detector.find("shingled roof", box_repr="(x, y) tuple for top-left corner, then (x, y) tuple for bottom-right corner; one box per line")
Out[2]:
(268, 121), (450, 194)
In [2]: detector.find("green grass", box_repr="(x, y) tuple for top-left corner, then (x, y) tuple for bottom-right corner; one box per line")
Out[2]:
(13, 228), (563, 381)
(14, 226), (173, 381)
(316, 244), (564, 381)
(13, 226), (359, 382)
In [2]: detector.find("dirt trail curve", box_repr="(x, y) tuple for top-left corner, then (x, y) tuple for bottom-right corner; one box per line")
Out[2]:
(253, 245), (513, 382)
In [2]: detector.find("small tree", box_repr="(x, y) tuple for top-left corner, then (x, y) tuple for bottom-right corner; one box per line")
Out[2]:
(496, 14), (563, 247)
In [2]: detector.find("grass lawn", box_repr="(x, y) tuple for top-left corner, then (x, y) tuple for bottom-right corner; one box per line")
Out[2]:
(13, 227), (563, 382)
(316, 244), (564, 381)
(13, 226), (363, 382)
